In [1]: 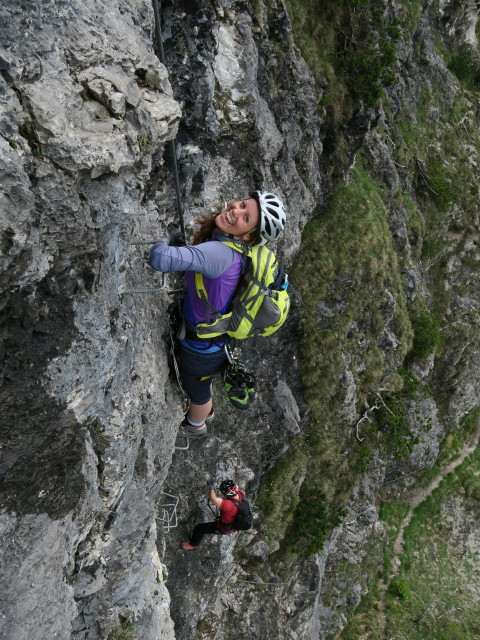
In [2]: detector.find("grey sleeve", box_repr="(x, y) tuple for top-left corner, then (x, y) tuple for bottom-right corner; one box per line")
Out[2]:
(149, 241), (236, 278)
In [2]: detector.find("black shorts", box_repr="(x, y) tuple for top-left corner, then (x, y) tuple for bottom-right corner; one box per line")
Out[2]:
(177, 343), (228, 404)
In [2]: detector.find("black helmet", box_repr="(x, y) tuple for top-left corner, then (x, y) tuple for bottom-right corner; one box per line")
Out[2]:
(220, 479), (238, 496)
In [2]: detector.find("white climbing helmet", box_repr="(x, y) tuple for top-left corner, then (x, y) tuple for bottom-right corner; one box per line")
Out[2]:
(251, 190), (286, 245)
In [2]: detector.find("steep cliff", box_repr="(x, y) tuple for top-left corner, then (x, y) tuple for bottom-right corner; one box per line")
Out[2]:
(1, 1), (181, 638)
(0, 1), (479, 640)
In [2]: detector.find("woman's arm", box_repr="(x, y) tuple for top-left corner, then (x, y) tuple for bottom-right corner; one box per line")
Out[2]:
(149, 241), (236, 278)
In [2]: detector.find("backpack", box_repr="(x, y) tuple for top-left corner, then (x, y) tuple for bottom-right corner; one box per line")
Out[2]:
(227, 496), (253, 531)
(193, 241), (290, 340)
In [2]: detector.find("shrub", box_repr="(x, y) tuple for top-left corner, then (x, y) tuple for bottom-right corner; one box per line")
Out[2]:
(437, 621), (471, 640)
(285, 484), (346, 557)
(285, 0), (399, 110)
(412, 309), (440, 358)
(375, 369), (432, 460)
(388, 578), (410, 599)
(460, 406), (480, 435)
(426, 157), (460, 212)
(448, 45), (480, 88)
(137, 134), (149, 152)
(341, 33), (398, 106)
(108, 620), (136, 640)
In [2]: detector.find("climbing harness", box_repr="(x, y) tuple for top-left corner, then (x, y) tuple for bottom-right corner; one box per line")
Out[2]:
(207, 502), (236, 537)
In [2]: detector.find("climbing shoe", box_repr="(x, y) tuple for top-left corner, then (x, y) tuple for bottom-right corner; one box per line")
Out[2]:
(205, 408), (215, 422)
(223, 364), (256, 410)
(179, 417), (207, 439)
(181, 541), (197, 550)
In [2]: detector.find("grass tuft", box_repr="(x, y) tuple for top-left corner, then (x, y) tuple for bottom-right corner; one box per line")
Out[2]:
(107, 620), (136, 640)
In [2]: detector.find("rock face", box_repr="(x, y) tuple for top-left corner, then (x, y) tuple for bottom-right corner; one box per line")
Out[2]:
(0, 1), (479, 640)
(1, 1), (180, 638)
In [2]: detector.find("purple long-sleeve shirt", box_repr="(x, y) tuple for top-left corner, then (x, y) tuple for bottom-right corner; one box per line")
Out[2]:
(149, 233), (245, 351)
(149, 237), (237, 278)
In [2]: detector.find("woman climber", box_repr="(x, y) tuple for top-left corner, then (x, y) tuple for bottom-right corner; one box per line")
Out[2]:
(149, 190), (286, 438)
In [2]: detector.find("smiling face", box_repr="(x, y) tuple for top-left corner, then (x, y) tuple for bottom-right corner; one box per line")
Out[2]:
(215, 198), (260, 240)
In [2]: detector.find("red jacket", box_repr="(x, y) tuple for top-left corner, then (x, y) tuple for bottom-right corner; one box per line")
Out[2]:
(217, 489), (245, 532)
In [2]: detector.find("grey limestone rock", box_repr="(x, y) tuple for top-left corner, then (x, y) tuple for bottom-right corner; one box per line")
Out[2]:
(1, 1), (180, 639)
(1, 1), (479, 639)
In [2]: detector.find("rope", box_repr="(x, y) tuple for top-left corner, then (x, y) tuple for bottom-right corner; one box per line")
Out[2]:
(152, 0), (186, 241)
(122, 285), (166, 293)
(124, 5), (186, 288)
(233, 580), (288, 586)
(231, 579), (318, 595)
(169, 325), (189, 410)
(207, 502), (219, 519)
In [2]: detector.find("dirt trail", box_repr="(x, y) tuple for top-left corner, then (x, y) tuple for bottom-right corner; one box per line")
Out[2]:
(392, 428), (480, 563)
(376, 426), (480, 638)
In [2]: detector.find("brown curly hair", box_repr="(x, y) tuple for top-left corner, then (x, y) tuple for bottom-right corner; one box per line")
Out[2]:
(191, 205), (259, 246)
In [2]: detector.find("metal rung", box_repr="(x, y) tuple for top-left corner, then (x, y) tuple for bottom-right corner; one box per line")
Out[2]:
(174, 435), (189, 451)
(156, 492), (179, 532)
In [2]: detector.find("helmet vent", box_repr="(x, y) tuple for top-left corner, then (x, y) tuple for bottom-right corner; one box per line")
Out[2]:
(266, 206), (280, 218)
